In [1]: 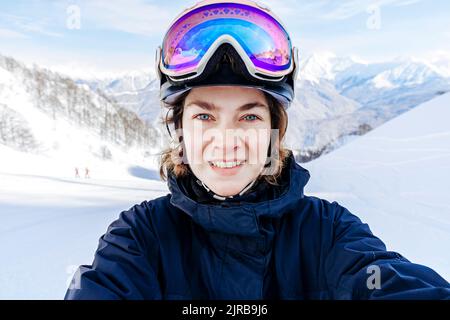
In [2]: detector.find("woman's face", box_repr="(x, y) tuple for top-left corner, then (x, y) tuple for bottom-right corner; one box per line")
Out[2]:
(181, 86), (272, 197)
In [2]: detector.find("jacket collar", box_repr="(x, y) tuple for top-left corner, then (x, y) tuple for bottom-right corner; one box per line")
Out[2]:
(167, 151), (310, 236)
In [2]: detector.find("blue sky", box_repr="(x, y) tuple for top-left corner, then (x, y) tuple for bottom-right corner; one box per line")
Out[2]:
(1, 0), (449, 76)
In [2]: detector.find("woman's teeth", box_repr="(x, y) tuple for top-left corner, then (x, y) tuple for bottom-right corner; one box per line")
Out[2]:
(210, 160), (244, 168)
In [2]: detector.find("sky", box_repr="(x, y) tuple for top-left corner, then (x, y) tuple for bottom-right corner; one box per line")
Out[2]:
(1, 0), (449, 77)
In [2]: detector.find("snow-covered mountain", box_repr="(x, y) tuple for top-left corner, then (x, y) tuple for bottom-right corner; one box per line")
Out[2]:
(77, 51), (450, 162)
(75, 72), (161, 128)
(0, 54), (162, 168)
(289, 52), (450, 161)
(303, 92), (450, 280)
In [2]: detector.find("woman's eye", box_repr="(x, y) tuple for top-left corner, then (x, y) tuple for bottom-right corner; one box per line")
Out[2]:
(242, 114), (260, 121)
(195, 114), (211, 121)
(194, 114), (260, 121)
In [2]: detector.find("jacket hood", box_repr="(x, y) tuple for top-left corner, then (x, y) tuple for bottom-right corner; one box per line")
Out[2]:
(167, 151), (310, 236)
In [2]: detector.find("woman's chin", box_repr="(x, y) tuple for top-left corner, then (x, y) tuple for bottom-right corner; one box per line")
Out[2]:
(208, 183), (246, 197)
(208, 187), (234, 197)
(192, 163), (259, 197)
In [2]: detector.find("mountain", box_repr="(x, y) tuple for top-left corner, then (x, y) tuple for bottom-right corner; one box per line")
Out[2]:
(304, 92), (450, 280)
(288, 52), (450, 161)
(75, 72), (161, 127)
(0, 54), (161, 167)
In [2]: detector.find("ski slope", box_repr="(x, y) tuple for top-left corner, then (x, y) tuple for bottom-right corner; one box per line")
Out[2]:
(0, 94), (449, 299)
(0, 146), (167, 299)
(303, 92), (450, 280)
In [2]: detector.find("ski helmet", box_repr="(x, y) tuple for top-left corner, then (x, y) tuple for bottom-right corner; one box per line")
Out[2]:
(155, 0), (299, 109)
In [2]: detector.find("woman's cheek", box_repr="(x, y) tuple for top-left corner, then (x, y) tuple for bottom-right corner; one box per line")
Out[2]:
(248, 127), (271, 166)
(183, 128), (207, 167)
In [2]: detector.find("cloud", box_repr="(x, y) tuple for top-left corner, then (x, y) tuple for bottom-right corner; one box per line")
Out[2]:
(0, 27), (27, 39)
(0, 12), (63, 38)
(70, 0), (179, 36)
(15, 20), (63, 37)
(259, 0), (423, 21)
(318, 0), (423, 21)
(0, 41), (155, 78)
(394, 0), (422, 6)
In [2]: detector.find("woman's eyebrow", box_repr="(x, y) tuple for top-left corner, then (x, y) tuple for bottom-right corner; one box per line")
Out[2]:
(238, 102), (268, 112)
(185, 100), (217, 111)
(185, 100), (268, 111)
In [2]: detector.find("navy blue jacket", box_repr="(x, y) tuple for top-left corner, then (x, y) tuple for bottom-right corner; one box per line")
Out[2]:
(65, 152), (450, 299)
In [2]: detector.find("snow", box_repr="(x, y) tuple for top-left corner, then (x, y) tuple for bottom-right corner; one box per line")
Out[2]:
(298, 51), (356, 84)
(372, 73), (396, 89)
(303, 92), (450, 281)
(1, 94), (449, 299)
(0, 54), (160, 167)
(0, 57), (163, 299)
(0, 146), (167, 299)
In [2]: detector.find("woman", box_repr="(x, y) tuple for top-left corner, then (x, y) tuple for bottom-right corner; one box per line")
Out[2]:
(65, 0), (450, 299)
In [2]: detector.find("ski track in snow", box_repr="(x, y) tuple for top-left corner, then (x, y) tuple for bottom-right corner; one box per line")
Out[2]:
(0, 140), (169, 299)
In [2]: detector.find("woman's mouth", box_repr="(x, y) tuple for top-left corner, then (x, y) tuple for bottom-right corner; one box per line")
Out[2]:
(208, 160), (246, 176)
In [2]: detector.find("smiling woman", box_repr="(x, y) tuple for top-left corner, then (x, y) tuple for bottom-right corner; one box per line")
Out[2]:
(183, 87), (273, 197)
(65, 0), (450, 300)
(159, 85), (290, 198)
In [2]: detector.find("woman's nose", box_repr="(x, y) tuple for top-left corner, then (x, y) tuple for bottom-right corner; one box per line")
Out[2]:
(209, 123), (244, 158)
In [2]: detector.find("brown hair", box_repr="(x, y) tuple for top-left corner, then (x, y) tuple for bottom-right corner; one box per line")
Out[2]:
(158, 89), (290, 186)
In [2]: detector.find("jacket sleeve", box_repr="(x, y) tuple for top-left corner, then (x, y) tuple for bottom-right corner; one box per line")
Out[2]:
(64, 202), (162, 300)
(323, 201), (450, 299)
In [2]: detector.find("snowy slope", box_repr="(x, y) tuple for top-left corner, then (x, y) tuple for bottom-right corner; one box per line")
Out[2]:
(0, 55), (168, 299)
(0, 54), (161, 166)
(1, 55), (449, 299)
(303, 92), (450, 280)
(1, 94), (449, 299)
(0, 145), (166, 299)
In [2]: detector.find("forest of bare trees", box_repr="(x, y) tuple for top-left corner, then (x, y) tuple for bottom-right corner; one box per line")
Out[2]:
(0, 55), (160, 154)
(0, 103), (39, 152)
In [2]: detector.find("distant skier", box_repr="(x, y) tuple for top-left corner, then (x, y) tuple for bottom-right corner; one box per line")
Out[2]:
(85, 167), (90, 179)
(74, 167), (80, 178)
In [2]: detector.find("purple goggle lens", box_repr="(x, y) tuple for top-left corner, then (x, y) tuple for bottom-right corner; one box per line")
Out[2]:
(161, 2), (292, 76)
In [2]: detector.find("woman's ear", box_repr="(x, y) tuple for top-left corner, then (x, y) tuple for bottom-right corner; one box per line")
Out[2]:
(174, 126), (185, 163)
(174, 118), (183, 143)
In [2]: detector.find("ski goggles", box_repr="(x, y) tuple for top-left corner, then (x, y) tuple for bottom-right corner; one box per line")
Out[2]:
(156, 0), (298, 83)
